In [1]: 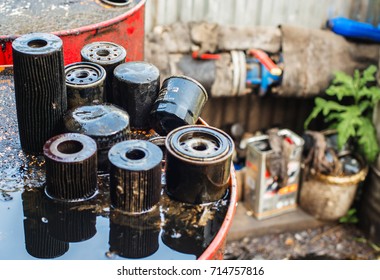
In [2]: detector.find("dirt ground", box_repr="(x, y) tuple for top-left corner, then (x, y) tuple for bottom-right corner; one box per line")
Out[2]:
(225, 224), (380, 260)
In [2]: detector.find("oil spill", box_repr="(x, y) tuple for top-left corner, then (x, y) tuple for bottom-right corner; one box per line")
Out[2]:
(0, 69), (229, 260)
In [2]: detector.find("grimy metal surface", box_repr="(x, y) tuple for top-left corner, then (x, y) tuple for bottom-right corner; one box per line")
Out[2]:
(0, 68), (237, 260)
(0, 0), (146, 65)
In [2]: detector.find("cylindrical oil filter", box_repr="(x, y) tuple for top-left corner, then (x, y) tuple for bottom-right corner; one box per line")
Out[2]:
(65, 62), (106, 109)
(12, 33), (67, 154)
(109, 209), (160, 259)
(148, 136), (167, 184)
(81, 41), (126, 103)
(165, 125), (234, 204)
(43, 133), (98, 202)
(108, 140), (163, 213)
(150, 75), (208, 136)
(113, 61), (160, 130)
(64, 104), (130, 172)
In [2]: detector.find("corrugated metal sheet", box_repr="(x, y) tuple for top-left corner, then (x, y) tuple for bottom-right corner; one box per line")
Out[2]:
(145, 0), (380, 31)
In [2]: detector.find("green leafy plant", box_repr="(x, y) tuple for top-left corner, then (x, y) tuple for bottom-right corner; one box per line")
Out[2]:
(304, 65), (380, 163)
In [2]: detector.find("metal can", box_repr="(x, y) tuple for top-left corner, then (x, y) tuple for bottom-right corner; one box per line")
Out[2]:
(244, 129), (304, 219)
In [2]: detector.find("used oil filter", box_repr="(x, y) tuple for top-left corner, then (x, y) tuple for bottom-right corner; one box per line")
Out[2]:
(43, 133), (98, 202)
(81, 41), (126, 103)
(150, 75), (208, 136)
(12, 33), (67, 154)
(113, 61), (160, 130)
(64, 104), (130, 173)
(165, 125), (234, 204)
(65, 62), (106, 109)
(108, 140), (162, 213)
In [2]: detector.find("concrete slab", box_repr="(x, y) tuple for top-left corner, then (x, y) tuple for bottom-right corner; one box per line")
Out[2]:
(227, 203), (333, 241)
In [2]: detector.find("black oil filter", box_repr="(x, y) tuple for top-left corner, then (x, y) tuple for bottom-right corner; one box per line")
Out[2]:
(12, 33), (67, 154)
(43, 133), (98, 202)
(81, 41), (126, 103)
(113, 61), (160, 130)
(64, 104), (130, 173)
(108, 140), (162, 213)
(165, 125), (234, 204)
(150, 75), (208, 136)
(65, 62), (106, 109)
(109, 209), (160, 259)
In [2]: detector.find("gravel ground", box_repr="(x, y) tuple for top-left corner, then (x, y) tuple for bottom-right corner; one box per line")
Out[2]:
(225, 224), (380, 260)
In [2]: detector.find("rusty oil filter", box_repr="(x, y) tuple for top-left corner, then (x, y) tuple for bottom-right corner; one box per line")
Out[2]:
(108, 140), (162, 213)
(150, 75), (208, 136)
(81, 41), (126, 103)
(12, 33), (67, 154)
(165, 125), (234, 204)
(65, 62), (106, 110)
(113, 61), (160, 130)
(43, 133), (98, 202)
(64, 104), (130, 173)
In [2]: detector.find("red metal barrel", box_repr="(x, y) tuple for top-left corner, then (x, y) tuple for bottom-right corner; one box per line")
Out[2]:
(198, 171), (237, 260)
(0, 0), (146, 66)
(197, 118), (238, 260)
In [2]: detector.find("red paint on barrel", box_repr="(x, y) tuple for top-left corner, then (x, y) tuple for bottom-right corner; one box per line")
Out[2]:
(0, 0), (146, 66)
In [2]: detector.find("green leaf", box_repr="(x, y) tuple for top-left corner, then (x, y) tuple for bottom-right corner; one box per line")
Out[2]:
(332, 71), (353, 87)
(326, 85), (352, 100)
(368, 86), (380, 103)
(359, 65), (377, 88)
(357, 117), (380, 163)
(321, 100), (347, 116)
(325, 112), (342, 122)
(304, 98), (326, 128)
(358, 100), (371, 113)
(336, 110), (363, 149)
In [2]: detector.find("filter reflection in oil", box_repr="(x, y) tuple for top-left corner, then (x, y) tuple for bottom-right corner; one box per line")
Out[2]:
(109, 207), (161, 259)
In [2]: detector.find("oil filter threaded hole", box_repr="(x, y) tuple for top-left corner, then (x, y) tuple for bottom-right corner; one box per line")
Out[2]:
(97, 49), (110, 57)
(75, 71), (90, 79)
(57, 140), (84, 154)
(27, 39), (48, 48)
(191, 142), (208, 151)
(125, 149), (145, 160)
